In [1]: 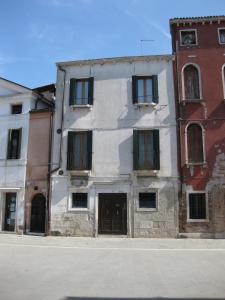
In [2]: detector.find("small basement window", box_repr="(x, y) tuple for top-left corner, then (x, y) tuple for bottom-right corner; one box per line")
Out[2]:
(139, 193), (156, 209)
(218, 28), (225, 44)
(72, 193), (88, 208)
(180, 30), (197, 46)
(11, 104), (22, 114)
(188, 193), (207, 220)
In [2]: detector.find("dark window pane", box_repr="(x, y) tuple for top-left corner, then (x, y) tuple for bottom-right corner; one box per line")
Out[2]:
(139, 193), (156, 208)
(7, 129), (22, 159)
(184, 65), (200, 99)
(72, 193), (88, 208)
(138, 131), (158, 170)
(187, 124), (204, 163)
(137, 78), (153, 103)
(181, 31), (197, 45)
(75, 80), (89, 105)
(219, 29), (225, 43)
(11, 104), (22, 114)
(67, 131), (91, 170)
(189, 193), (206, 219)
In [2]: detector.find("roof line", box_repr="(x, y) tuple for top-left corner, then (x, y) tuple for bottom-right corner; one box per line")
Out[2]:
(0, 76), (31, 91)
(56, 54), (174, 67)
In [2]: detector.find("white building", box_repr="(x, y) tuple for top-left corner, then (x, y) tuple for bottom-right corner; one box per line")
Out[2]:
(51, 55), (179, 237)
(0, 78), (53, 234)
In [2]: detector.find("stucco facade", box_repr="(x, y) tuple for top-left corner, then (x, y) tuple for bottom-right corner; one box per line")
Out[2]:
(0, 78), (54, 234)
(170, 16), (225, 238)
(50, 55), (179, 237)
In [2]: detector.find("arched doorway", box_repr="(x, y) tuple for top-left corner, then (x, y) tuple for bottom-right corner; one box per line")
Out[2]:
(30, 194), (46, 233)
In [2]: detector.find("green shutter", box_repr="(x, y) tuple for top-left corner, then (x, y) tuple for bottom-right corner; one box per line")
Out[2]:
(17, 128), (22, 159)
(67, 132), (74, 170)
(7, 129), (12, 159)
(152, 75), (159, 104)
(69, 78), (76, 105)
(88, 77), (94, 105)
(132, 76), (138, 104)
(153, 129), (160, 170)
(133, 129), (139, 170)
(87, 131), (92, 170)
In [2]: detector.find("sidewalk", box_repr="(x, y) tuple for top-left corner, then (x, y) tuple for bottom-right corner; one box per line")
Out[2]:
(1, 233), (225, 250)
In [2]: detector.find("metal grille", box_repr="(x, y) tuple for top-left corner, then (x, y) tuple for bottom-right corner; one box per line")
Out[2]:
(189, 193), (206, 219)
(139, 193), (156, 208)
(72, 193), (88, 208)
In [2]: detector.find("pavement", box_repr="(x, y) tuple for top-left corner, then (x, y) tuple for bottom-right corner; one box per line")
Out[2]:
(0, 234), (225, 300)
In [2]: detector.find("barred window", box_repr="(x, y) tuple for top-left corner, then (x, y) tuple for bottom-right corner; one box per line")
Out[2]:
(189, 193), (206, 219)
(72, 193), (88, 208)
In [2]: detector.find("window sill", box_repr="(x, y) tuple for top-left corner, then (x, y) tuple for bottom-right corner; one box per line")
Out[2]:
(134, 103), (157, 108)
(187, 219), (209, 223)
(69, 170), (91, 177)
(181, 99), (204, 104)
(134, 170), (159, 177)
(70, 104), (92, 110)
(186, 162), (207, 167)
(68, 208), (89, 212)
(137, 208), (157, 212)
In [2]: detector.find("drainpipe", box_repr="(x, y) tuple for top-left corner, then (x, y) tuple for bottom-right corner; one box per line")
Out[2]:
(50, 66), (66, 174)
(46, 110), (54, 235)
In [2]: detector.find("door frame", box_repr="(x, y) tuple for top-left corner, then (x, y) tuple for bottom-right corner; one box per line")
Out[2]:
(0, 189), (19, 232)
(94, 187), (131, 237)
(29, 193), (46, 234)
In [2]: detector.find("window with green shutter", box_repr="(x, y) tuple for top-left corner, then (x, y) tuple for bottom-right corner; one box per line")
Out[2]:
(67, 131), (92, 170)
(7, 128), (22, 159)
(132, 75), (158, 104)
(69, 77), (94, 106)
(133, 129), (160, 170)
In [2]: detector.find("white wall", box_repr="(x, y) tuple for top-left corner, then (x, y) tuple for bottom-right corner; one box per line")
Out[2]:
(51, 57), (179, 237)
(0, 81), (35, 232)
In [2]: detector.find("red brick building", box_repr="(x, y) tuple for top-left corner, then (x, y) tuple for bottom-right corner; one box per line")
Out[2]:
(170, 16), (225, 238)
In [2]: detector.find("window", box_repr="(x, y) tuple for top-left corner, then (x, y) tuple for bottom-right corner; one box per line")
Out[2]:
(132, 76), (158, 104)
(133, 130), (160, 170)
(180, 30), (197, 46)
(139, 193), (156, 209)
(183, 64), (201, 100)
(67, 131), (92, 170)
(69, 77), (94, 106)
(72, 193), (88, 208)
(218, 28), (225, 44)
(7, 129), (22, 159)
(11, 104), (22, 114)
(188, 193), (207, 220)
(187, 124), (204, 164)
(222, 64), (225, 99)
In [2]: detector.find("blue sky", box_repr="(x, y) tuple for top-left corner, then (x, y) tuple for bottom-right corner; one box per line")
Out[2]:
(0, 0), (225, 88)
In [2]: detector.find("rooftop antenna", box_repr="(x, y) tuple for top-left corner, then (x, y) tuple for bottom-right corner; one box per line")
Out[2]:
(140, 39), (155, 55)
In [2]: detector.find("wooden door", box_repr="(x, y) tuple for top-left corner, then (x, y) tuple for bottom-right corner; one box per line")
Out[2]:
(4, 193), (17, 231)
(30, 194), (46, 233)
(98, 193), (127, 235)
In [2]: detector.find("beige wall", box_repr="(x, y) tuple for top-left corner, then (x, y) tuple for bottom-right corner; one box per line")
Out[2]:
(25, 111), (52, 233)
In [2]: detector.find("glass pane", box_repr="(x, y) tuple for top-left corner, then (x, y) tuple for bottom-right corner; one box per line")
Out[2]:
(146, 79), (153, 103)
(139, 193), (156, 208)
(181, 31), (196, 45)
(76, 81), (82, 105)
(220, 29), (225, 43)
(137, 79), (144, 103)
(75, 80), (88, 105)
(82, 133), (87, 168)
(84, 81), (89, 104)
